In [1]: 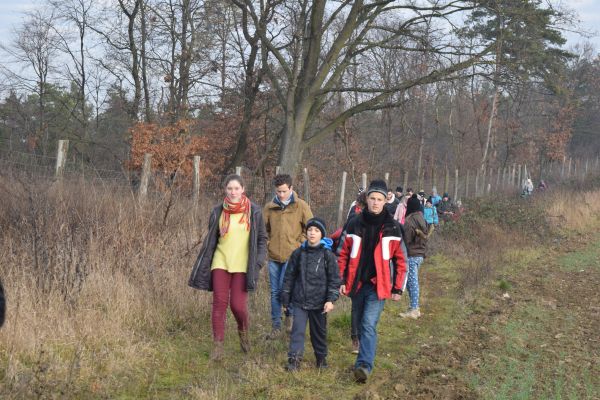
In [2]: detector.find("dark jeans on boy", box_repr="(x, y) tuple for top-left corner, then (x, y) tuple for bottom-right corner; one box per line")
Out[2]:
(288, 307), (327, 360)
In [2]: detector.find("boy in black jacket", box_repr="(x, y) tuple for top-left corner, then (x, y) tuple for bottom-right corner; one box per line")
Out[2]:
(281, 217), (341, 370)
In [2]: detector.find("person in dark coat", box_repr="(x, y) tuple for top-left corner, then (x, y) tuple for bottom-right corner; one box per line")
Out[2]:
(281, 218), (340, 371)
(188, 174), (268, 361)
(400, 195), (429, 319)
(0, 280), (5, 328)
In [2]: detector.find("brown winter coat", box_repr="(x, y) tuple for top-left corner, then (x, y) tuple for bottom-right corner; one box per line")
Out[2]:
(403, 212), (429, 258)
(263, 192), (313, 262)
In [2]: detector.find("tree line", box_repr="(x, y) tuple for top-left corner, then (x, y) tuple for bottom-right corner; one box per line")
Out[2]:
(0, 0), (598, 187)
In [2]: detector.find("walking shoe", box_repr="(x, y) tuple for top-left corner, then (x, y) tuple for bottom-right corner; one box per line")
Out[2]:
(399, 308), (421, 319)
(316, 356), (328, 369)
(353, 365), (369, 383)
(265, 327), (281, 340)
(286, 356), (301, 371)
(210, 341), (224, 362)
(351, 338), (359, 354)
(285, 315), (294, 333)
(239, 330), (250, 353)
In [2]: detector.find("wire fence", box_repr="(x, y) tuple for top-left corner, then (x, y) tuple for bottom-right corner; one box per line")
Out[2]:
(1, 144), (598, 232)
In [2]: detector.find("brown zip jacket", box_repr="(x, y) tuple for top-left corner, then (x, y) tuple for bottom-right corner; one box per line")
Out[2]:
(263, 192), (313, 262)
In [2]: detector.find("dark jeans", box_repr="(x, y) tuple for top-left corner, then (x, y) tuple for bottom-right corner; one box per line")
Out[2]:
(288, 307), (327, 360)
(351, 301), (360, 340)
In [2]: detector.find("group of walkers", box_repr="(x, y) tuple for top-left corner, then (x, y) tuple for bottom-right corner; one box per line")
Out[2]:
(188, 173), (453, 383)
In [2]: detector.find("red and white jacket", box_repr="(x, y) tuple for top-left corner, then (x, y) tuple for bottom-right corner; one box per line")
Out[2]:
(338, 212), (408, 300)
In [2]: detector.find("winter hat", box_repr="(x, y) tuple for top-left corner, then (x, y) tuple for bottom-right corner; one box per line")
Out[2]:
(406, 195), (422, 216)
(367, 179), (388, 198)
(306, 217), (327, 238)
(443, 193), (449, 198)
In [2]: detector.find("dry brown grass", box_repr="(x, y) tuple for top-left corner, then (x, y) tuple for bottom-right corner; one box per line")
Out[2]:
(543, 188), (600, 231)
(2, 172), (600, 398)
(0, 174), (216, 397)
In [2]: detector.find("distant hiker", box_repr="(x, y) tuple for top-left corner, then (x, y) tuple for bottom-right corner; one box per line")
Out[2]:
(281, 218), (341, 371)
(521, 178), (534, 198)
(188, 174), (268, 361)
(430, 187), (442, 207)
(417, 190), (427, 211)
(385, 189), (400, 217)
(424, 198), (439, 227)
(338, 179), (408, 383)
(538, 180), (547, 191)
(400, 195), (430, 320)
(395, 186), (403, 201)
(393, 194), (408, 225)
(264, 174), (313, 339)
(437, 193), (455, 223)
(347, 188), (367, 221)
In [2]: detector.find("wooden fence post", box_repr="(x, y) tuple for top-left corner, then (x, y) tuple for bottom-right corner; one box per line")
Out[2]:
(511, 164), (516, 187)
(235, 166), (242, 176)
(481, 167), (487, 196)
(275, 166), (281, 175)
(454, 169), (459, 201)
(465, 170), (470, 198)
(139, 153), (152, 201)
(496, 167), (501, 189)
(403, 171), (408, 193)
(193, 156), (201, 203)
(303, 167), (311, 205)
(362, 173), (367, 189)
(444, 167), (450, 196)
(55, 139), (69, 179)
(384, 172), (390, 187)
(517, 165), (522, 188)
(337, 171), (348, 228)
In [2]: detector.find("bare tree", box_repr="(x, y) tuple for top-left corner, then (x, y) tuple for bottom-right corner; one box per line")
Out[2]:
(0, 9), (60, 155)
(48, 0), (95, 140)
(231, 0), (493, 176)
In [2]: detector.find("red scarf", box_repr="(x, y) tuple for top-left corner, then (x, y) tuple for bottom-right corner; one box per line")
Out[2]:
(220, 194), (251, 236)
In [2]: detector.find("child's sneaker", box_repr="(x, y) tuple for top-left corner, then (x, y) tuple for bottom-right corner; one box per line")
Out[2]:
(399, 308), (421, 319)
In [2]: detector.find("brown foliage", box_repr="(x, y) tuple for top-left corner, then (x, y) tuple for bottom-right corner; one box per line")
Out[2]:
(126, 116), (239, 187)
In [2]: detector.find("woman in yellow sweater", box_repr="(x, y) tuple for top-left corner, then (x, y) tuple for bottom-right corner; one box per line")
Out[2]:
(188, 174), (268, 361)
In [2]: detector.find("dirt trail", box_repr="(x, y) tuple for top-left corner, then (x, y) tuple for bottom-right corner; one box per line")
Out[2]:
(378, 235), (600, 400)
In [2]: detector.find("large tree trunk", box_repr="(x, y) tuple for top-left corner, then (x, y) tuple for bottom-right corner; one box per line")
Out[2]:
(278, 102), (309, 176)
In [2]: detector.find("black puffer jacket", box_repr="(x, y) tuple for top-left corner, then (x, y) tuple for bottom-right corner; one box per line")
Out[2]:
(188, 202), (268, 292)
(0, 280), (5, 328)
(281, 243), (341, 310)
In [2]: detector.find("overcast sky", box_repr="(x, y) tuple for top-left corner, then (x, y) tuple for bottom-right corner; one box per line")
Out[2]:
(0, 0), (598, 60)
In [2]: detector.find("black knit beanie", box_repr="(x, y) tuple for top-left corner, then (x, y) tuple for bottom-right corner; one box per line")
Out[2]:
(405, 195), (422, 216)
(367, 179), (388, 197)
(306, 217), (327, 238)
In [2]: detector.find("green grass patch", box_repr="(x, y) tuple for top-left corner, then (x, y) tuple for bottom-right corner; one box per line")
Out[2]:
(558, 238), (600, 271)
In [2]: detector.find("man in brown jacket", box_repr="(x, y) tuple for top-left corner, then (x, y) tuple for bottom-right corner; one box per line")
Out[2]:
(263, 174), (313, 338)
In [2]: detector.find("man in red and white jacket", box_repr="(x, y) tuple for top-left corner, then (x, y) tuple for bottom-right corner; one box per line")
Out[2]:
(338, 179), (408, 383)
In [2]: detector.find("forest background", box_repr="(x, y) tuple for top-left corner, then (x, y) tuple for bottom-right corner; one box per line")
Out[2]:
(0, 0), (599, 196)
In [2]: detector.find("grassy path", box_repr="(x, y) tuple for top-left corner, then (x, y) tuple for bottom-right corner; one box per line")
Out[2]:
(108, 232), (600, 399)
